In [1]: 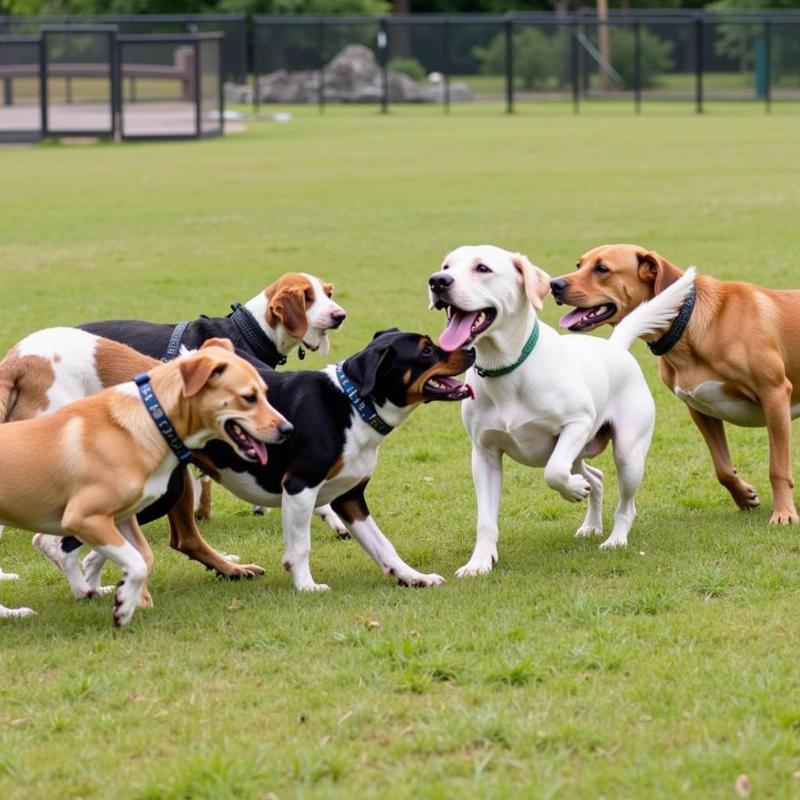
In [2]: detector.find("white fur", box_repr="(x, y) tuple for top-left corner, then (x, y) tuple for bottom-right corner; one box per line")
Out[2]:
(431, 245), (656, 574)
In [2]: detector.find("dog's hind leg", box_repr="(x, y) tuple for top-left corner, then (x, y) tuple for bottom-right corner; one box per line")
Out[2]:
(32, 533), (97, 599)
(315, 504), (350, 540)
(574, 460), (604, 538)
(600, 443), (647, 550)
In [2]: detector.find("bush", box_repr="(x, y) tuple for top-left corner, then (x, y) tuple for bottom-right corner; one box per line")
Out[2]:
(474, 26), (673, 92)
(609, 28), (674, 90)
(388, 57), (427, 82)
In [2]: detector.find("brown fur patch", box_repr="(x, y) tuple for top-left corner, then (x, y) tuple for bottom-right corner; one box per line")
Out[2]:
(264, 273), (315, 339)
(327, 456), (345, 480)
(0, 348), (56, 422)
(95, 338), (158, 390)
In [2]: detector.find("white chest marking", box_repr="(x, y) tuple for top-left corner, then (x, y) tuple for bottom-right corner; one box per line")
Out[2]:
(126, 454), (179, 518)
(674, 381), (800, 427)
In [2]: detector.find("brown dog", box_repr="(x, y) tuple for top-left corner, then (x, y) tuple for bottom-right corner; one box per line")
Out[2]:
(550, 243), (800, 525)
(0, 339), (290, 624)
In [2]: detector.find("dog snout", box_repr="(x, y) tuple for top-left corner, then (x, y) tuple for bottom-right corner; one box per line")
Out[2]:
(330, 309), (347, 329)
(429, 272), (454, 294)
(276, 420), (294, 442)
(550, 277), (569, 295)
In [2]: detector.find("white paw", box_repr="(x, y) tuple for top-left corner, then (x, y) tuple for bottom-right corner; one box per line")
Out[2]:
(296, 582), (331, 592)
(113, 581), (142, 627)
(557, 474), (591, 503)
(399, 572), (445, 587)
(455, 553), (497, 578)
(0, 606), (36, 618)
(0, 571), (20, 582)
(599, 536), (627, 550)
(575, 524), (603, 538)
(222, 553), (241, 563)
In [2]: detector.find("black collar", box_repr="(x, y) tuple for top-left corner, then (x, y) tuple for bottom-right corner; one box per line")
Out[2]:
(133, 373), (193, 462)
(228, 303), (287, 367)
(647, 283), (697, 356)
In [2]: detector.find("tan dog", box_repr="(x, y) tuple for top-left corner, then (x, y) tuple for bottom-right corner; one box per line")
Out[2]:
(550, 244), (800, 524)
(0, 339), (290, 624)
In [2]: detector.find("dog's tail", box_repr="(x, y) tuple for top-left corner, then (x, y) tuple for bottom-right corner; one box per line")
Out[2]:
(609, 267), (697, 352)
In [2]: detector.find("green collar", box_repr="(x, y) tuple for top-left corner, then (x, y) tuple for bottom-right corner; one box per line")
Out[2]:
(474, 320), (540, 378)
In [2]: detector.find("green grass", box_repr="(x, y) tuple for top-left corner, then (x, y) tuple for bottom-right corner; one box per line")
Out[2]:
(3, 103), (800, 799)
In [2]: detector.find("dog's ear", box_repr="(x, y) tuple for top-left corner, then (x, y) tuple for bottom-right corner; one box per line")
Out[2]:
(180, 354), (228, 398)
(269, 287), (308, 340)
(371, 327), (400, 341)
(637, 250), (683, 295)
(346, 343), (395, 398)
(200, 337), (235, 352)
(322, 281), (334, 297)
(512, 253), (551, 311)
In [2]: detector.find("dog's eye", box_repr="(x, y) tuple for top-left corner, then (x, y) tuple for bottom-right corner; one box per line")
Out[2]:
(594, 264), (610, 274)
(421, 344), (434, 357)
(241, 393), (257, 405)
(442, 264), (449, 270)
(575, 263), (581, 270)
(475, 264), (492, 274)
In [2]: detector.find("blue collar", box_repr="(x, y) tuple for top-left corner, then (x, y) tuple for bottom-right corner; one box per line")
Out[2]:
(647, 283), (697, 356)
(335, 362), (394, 436)
(133, 374), (193, 462)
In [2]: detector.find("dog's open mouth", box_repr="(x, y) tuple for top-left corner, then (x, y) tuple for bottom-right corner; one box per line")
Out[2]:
(423, 375), (474, 401)
(559, 304), (617, 332)
(224, 420), (269, 465)
(439, 306), (497, 351)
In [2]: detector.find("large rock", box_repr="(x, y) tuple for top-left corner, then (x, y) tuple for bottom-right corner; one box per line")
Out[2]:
(226, 43), (474, 104)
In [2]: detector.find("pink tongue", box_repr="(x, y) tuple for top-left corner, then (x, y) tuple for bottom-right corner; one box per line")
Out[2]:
(249, 437), (269, 466)
(559, 307), (592, 329)
(439, 310), (479, 351)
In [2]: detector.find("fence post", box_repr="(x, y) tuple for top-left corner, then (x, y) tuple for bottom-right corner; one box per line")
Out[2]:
(110, 30), (119, 139)
(318, 20), (325, 114)
(39, 32), (48, 136)
(570, 21), (579, 114)
(633, 20), (642, 114)
(194, 39), (201, 138)
(764, 17), (771, 113)
(252, 21), (260, 115)
(694, 14), (703, 114)
(442, 19), (450, 115)
(504, 15), (514, 114)
(378, 18), (388, 114)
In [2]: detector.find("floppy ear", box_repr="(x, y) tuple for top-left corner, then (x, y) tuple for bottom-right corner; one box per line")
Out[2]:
(637, 250), (684, 295)
(200, 337), (235, 352)
(269, 287), (308, 340)
(346, 345), (395, 398)
(179, 354), (228, 398)
(512, 253), (551, 311)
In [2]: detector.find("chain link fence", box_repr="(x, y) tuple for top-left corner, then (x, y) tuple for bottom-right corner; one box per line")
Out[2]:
(247, 11), (800, 113)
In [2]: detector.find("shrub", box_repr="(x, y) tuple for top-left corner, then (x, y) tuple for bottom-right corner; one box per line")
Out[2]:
(388, 57), (427, 82)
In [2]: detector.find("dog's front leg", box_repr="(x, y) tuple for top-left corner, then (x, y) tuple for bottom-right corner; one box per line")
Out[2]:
(687, 407), (759, 511)
(282, 483), (328, 591)
(167, 476), (265, 578)
(331, 482), (444, 587)
(544, 421), (593, 502)
(456, 446), (503, 577)
(760, 380), (798, 524)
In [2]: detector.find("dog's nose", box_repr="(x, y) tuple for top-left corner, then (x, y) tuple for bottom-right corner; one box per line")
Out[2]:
(429, 272), (454, 293)
(330, 309), (347, 329)
(276, 420), (294, 441)
(550, 278), (568, 294)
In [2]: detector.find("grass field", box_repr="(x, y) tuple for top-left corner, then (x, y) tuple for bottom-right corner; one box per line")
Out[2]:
(2, 103), (800, 799)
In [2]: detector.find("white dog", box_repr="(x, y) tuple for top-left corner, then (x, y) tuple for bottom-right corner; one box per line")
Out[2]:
(428, 245), (693, 575)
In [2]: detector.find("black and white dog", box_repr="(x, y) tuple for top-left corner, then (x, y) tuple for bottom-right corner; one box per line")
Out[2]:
(108, 329), (474, 591)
